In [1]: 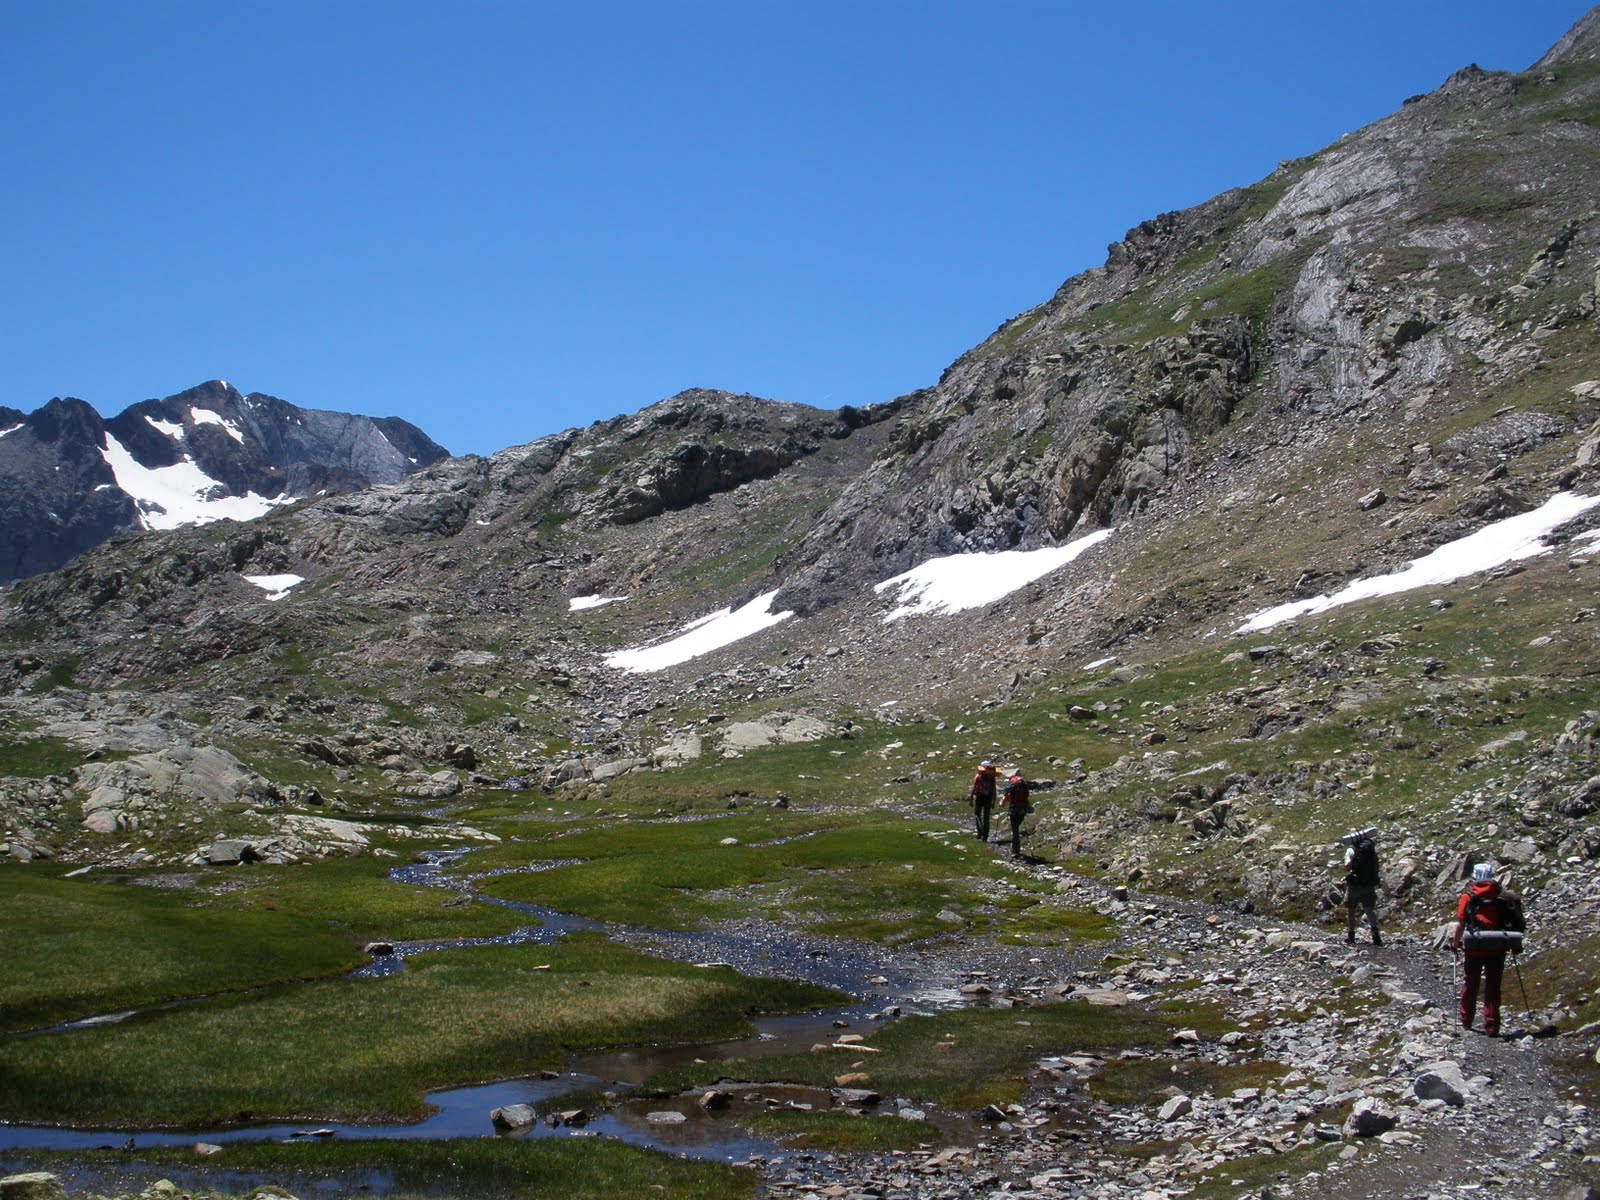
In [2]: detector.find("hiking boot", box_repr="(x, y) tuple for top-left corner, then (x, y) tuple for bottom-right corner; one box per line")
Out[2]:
(1345, 932), (1355, 945)
(1371, 930), (1382, 947)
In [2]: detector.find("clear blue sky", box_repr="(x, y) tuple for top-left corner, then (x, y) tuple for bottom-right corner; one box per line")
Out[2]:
(2, 1), (1590, 456)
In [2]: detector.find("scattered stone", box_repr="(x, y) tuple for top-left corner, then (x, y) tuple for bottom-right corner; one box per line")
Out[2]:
(489, 1103), (536, 1130)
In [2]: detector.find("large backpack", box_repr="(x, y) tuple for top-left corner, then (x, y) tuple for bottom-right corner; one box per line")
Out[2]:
(1004, 778), (1031, 812)
(1347, 838), (1379, 886)
(1464, 889), (1525, 935)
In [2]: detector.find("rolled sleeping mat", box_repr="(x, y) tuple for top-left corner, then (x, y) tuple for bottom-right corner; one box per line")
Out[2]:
(1339, 826), (1380, 847)
(1462, 930), (1525, 950)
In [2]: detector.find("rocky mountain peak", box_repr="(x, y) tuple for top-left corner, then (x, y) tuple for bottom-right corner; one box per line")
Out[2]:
(1533, 3), (1600, 68)
(0, 382), (449, 581)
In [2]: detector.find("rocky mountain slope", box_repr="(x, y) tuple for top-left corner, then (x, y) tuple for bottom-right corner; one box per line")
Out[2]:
(0, 380), (449, 582)
(2, 3), (1598, 1014)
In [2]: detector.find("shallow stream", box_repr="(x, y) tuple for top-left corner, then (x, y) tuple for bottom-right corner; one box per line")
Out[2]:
(0, 848), (993, 1175)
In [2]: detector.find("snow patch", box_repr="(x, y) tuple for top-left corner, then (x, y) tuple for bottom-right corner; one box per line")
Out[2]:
(570, 595), (628, 611)
(243, 574), (304, 601)
(100, 433), (287, 530)
(605, 590), (792, 673)
(190, 408), (246, 444)
(145, 415), (186, 440)
(1237, 492), (1600, 633)
(874, 529), (1114, 623)
(1573, 528), (1600, 557)
(1083, 656), (1118, 671)
(0, 423), (25, 439)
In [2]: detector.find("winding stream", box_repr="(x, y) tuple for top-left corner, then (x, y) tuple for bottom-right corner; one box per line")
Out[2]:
(0, 848), (995, 1172)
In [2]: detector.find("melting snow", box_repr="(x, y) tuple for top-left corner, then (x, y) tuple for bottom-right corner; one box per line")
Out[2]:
(1573, 528), (1600, 557)
(570, 595), (628, 611)
(100, 433), (287, 530)
(874, 529), (1115, 623)
(146, 415), (186, 440)
(605, 590), (792, 673)
(1237, 491), (1600, 634)
(0, 423), (24, 438)
(243, 574), (304, 601)
(190, 408), (246, 444)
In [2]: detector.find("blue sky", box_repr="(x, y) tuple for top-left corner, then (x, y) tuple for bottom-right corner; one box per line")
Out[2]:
(2, 1), (1590, 457)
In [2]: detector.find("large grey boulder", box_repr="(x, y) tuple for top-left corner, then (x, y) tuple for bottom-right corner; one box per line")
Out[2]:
(1414, 1060), (1470, 1107)
(0, 1174), (65, 1200)
(489, 1103), (536, 1130)
(200, 839), (263, 866)
(1345, 1096), (1399, 1138)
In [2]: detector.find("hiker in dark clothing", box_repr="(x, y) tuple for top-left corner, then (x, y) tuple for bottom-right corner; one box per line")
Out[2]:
(1450, 862), (1525, 1037)
(969, 760), (998, 841)
(1001, 771), (1032, 858)
(1343, 834), (1382, 946)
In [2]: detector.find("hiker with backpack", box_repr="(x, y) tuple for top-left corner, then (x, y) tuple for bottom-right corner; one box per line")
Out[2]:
(1001, 770), (1032, 858)
(968, 760), (998, 842)
(1450, 862), (1526, 1038)
(1342, 832), (1383, 946)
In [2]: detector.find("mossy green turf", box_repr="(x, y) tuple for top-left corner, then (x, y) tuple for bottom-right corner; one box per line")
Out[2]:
(471, 808), (1111, 945)
(0, 939), (844, 1125)
(212, 857), (530, 942)
(0, 733), (109, 777)
(737, 1108), (942, 1152)
(16, 1137), (753, 1200)
(0, 872), (365, 1034)
(646, 1002), (1170, 1112)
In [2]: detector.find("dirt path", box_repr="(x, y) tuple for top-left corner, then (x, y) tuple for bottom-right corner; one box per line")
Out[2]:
(758, 841), (1598, 1200)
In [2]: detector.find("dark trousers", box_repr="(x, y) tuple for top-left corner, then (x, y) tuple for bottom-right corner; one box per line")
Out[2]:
(1460, 955), (1504, 1033)
(1008, 808), (1024, 856)
(973, 801), (991, 841)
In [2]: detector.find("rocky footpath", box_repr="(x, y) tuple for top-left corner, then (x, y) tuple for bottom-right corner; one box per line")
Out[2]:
(756, 855), (1600, 1200)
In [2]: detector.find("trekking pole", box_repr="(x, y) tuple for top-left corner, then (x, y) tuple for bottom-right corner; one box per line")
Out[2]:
(1451, 948), (1465, 1062)
(1512, 951), (1531, 1014)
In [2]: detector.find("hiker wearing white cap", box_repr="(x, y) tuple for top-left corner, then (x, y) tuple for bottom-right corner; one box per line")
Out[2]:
(1449, 862), (1526, 1037)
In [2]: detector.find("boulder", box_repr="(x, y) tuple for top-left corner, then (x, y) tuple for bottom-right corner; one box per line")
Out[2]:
(200, 839), (262, 865)
(1414, 1060), (1470, 1107)
(1345, 1096), (1399, 1138)
(0, 1175), (65, 1200)
(833, 1086), (880, 1106)
(489, 1103), (536, 1130)
(1158, 1094), (1192, 1121)
(652, 733), (703, 767)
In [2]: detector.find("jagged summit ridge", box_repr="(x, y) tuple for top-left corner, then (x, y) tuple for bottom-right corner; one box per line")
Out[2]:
(0, 380), (449, 581)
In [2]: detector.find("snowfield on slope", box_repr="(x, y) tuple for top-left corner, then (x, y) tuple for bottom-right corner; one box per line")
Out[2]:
(100, 433), (288, 530)
(1237, 491), (1600, 634)
(604, 590), (793, 673)
(874, 529), (1115, 622)
(243, 574), (305, 601)
(604, 531), (1116, 673)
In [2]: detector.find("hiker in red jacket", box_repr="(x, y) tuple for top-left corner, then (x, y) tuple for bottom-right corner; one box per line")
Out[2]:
(1449, 862), (1526, 1037)
(1001, 771), (1032, 858)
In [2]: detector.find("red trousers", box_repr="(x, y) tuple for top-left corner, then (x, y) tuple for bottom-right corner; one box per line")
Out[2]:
(1459, 955), (1504, 1033)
